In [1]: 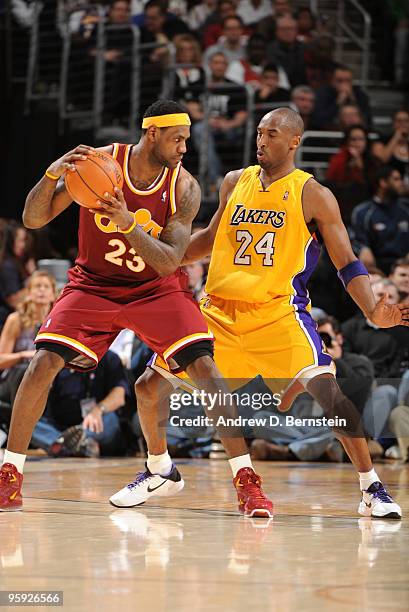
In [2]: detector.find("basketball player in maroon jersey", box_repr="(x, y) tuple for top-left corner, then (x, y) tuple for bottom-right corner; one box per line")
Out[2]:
(0, 100), (273, 517)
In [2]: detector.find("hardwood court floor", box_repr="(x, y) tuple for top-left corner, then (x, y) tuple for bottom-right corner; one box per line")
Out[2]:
(0, 458), (408, 611)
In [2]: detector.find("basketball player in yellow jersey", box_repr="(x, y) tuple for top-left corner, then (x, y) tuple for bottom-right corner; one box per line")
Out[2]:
(114, 108), (409, 519)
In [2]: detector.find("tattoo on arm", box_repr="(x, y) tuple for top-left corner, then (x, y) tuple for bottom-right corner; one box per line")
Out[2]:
(23, 177), (67, 228)
(125, 176), (201, 276)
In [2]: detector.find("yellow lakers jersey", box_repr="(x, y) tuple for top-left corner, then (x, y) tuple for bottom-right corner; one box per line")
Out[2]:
(205, 166), (320, 304)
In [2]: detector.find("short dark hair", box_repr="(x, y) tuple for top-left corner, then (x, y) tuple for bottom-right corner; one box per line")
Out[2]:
(262, 63), (279, 74)
(393, 107), (409, 120)
(344, 124), (367, 143)
(222, 15), (244, 28)
(316, 315), (341, 335)
(390, 256), (409, 274)
(333, 63), (352, 74)
(142, 99), (187, 132)
(145, 0), (166, 14)
(374, 164), (401, 188)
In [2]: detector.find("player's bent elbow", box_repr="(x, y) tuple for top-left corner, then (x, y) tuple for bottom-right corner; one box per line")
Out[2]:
(22, 210), (47, 229)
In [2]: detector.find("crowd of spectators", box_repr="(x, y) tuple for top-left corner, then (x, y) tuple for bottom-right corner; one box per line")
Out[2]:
(2, 0), (409, 463)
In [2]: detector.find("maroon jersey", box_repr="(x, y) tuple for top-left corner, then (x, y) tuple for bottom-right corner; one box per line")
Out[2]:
(69, 143), (182, 300)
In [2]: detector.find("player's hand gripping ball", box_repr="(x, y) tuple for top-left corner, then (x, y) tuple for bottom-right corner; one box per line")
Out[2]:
(64, 149), (124, 209)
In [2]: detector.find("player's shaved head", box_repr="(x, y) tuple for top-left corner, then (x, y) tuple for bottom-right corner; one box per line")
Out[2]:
(256, 107), (303, 172)
(260, 107), (304, 137)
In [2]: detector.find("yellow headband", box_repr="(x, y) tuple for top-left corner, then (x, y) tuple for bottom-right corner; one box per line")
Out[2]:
(142, 113), (191, 129)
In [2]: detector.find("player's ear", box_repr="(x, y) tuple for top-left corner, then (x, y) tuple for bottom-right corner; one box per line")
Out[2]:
(146, 125), (158, 142)
(289, 135), (301, 150)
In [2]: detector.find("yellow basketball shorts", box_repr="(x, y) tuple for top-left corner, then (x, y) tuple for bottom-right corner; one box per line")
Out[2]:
(149, 295), (335, 394)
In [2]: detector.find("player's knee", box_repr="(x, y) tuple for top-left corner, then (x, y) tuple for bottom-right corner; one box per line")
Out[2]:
(28, 349), (64, 381)
(185, 355), (216, 379)
(135, 369), (162, 404)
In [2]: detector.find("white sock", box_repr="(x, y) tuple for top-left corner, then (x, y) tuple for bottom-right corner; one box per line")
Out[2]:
(229, 454), (254, 477)
(147, 451), (173, 476)
(3, 450), (26, 474)
(359, 468), (380, 491)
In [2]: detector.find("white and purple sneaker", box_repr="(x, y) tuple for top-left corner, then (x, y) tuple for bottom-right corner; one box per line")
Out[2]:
(109, 464), (184, 508)
(358, 481), (402, 519)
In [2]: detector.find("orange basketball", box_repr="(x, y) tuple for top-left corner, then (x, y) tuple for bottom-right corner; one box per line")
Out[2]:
(65, 150), (124, 209)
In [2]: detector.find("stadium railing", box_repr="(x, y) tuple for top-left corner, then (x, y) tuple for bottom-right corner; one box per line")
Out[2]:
(23, 1), (63, 114)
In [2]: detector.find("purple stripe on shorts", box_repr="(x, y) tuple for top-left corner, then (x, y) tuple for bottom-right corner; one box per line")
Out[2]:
(292, 238), (332, 367)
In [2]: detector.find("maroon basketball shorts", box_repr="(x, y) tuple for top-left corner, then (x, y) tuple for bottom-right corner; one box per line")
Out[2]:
(35, 285), (213, 371)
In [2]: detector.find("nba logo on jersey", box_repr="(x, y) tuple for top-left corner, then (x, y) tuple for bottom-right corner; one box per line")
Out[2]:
(161, 191), (167, 203)
(45, 318), (52, 328)
(283, 190), (289, 200)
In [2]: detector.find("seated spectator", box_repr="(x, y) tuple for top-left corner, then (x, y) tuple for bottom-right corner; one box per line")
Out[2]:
(312, 65), (372, 130)
(267, 14), (308, 87)
(67, 3), (103, 37)
(326, 125), (380, 223)
(389, 256), (409, 304)
(134, 0), (189, 36)
(337, 103), (365, 131)
(204, 16), (248, 66)
(372, 109), (409, 194)
(0, 271), (56, 411)
(256, 0), (292, 41)
(249, 316), (373, 462)
(327, 125), (379, 188)
(295, 6), (316, 43)
(317, 316), (374, 413)
(0, 222), (36, 325)
(254, 63), (290, 105)
(87, 0), (133, 122)
(389, 400), (409, 462)
(184, 261), (206, 301)
(202, 0), (238, 49)
(32, 350), (129, 457)
(227, 34), (290, 91)
(342, 279), (407, 379)
(290, 85), (316, 130)
(367, 266), (385, 285)
(191, 52), (248, 187)
(226, 33), (266, 89)
(173, 33), (206, 110)
(138, 0), (189, 114)
(237, 0), (273, 27)
(318, 315), (397, 445)
(187, 0), (217, 33)
(304, 34), (336, 90)
(351, 165), (409, 274)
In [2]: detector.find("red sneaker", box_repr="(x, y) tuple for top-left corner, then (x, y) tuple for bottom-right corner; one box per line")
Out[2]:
(233, 467), (273, 518)
(0, 463), (23, 511)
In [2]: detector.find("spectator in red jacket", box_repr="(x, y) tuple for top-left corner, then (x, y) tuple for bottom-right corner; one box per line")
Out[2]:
(327, 125), (379, 185)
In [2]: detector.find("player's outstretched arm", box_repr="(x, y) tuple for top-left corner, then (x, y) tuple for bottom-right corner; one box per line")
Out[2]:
(97, 170), (201, 277)
(182, 169), (244, 264)
(23, 145), (96, 228)
(303, 179), (409, 328)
